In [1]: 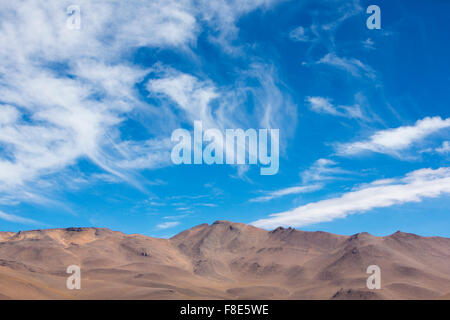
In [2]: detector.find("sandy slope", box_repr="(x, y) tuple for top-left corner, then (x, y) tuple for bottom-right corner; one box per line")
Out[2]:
(0, 221), (449, 299)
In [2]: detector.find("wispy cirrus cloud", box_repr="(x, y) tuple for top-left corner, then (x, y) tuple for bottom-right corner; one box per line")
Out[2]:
(250, 184), (321, 202)
(156, 221), (180, 230)
(252, 167), (450, 229)
(0, 210), (41, 225)
(289, 26), (316, 42)
(337, 116), (450, 157)
(0, 0), (294, 209)
(147, 70), (219, 128)
(289, 1), (363, 52)
(317, 53), (376, 79)
(436, 141), (450, 154)
(0, 0), (198, 198)
(306, 96), (367, 120)
(198, 0), (283, 53)
(301, 158), (354, 183)
(147, 63), (297, 149)
(362, 38), (375, 50)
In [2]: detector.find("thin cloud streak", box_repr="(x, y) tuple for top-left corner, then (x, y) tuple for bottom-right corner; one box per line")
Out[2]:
(317, 53), (376, 79)
(156, 221), (180, 230)
(250, 184), (321, 202)
(301, 158), (354, 183)
(252, 167), (450, 229)
(306, 96), (367, 120)
(0, 210), (41, 225)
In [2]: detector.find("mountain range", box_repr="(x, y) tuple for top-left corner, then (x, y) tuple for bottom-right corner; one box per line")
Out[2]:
(0, 221), (449, 299)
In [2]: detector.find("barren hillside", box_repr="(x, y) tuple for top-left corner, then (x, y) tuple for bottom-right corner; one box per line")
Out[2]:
(0, 221), (449, 299)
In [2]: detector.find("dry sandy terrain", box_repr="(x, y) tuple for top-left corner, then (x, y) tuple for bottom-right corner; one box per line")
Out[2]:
(0, 221), (449, 299)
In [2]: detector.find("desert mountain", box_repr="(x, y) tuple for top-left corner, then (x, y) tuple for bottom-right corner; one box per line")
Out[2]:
(0, 221), (449, 299)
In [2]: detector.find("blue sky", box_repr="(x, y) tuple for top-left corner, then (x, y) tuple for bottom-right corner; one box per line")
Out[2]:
(0, 0), (449, 238)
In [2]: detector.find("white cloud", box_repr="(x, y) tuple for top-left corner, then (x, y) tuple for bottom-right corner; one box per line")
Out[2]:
(290, 1), (362, 49)
(235, 165), (251, 181)
(0, 1), (292, 206)
(436, 141), (450, 154)
(318, 53), (376, 79)
(289, 26), (315, 42)
(111, 138), (173, 170)
(363, 38), (375, 50)
(175, 207), (191, 211)
(156, 221), (180, 230)
(306, 96), (366, 120)
(306, 97), (339, 115)
(248, 63), (297, 134)
(337, 116), (450, 157)
(0, 0), (199, 197)
(250, 184), (321, 202)
(301, 158), (354, 183)
(0, 210), (41, 225)
(196, 203), (218, 207)
(197, 0), (281, 53)
(0, 105), (19, 124)
(147, 71), (219, 127)
(146, 63), (297, 169)
(147, 63), (296, 133)
(252, 167), (450, 229)
(163, 214), (189, 220)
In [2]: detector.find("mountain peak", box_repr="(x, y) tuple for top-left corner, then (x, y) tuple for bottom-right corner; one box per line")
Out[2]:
(388, 230), (421, 240)
(212, 220), (232, 225)
(347, 232), (374, 242)
(269, 226), (295, 233)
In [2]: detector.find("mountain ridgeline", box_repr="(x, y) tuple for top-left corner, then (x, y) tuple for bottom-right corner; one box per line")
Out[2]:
(0, 221), (449, 299)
